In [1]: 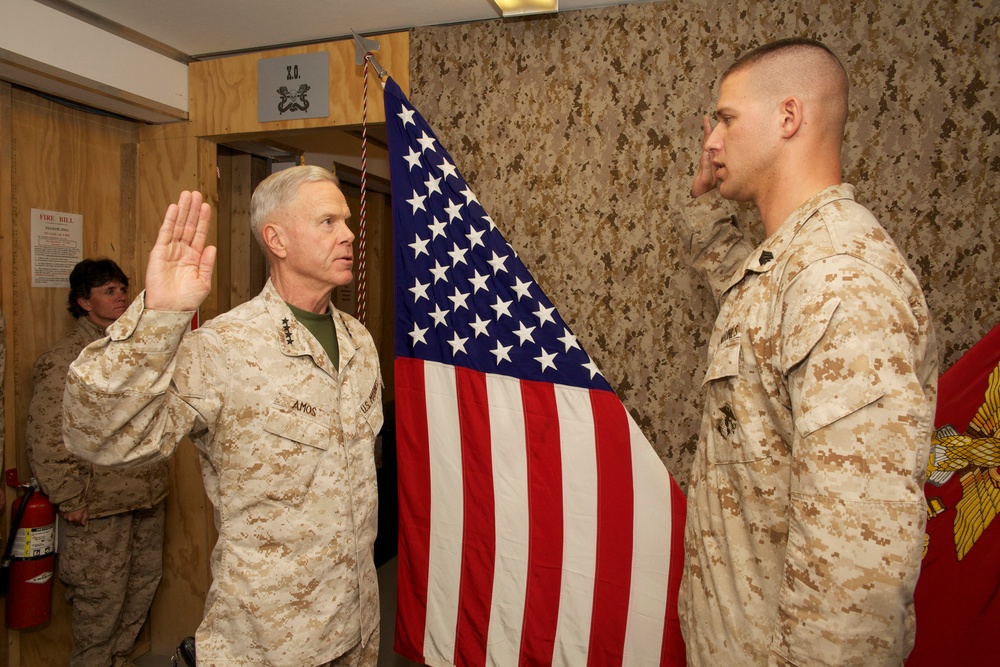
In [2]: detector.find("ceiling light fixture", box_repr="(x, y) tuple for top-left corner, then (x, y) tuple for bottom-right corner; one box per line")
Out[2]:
(492, 0), (559, 18)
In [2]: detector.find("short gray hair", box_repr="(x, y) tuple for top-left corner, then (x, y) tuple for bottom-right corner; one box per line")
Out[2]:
(250, 165), (340, 249)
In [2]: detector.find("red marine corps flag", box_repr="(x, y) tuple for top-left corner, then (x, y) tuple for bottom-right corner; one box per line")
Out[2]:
(909, 322), (1000, 666)
(385, 76), (687, 667)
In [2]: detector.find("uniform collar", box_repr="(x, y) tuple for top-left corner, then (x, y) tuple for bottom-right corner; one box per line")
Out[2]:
(77, 315), (108, 338)
(723, 183), (856, 293)
(260, 279), (358, 375)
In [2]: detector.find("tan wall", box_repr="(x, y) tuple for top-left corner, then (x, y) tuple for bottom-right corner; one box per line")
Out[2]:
(408, 0), (1000, 488)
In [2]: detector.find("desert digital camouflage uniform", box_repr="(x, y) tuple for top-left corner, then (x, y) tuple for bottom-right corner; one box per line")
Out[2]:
(27, 315), (167, 667)
(677, 185), (937, 666)
(64, 279), (384, 667)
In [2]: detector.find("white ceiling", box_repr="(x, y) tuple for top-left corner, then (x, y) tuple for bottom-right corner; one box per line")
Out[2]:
(47, 0), (660, 60)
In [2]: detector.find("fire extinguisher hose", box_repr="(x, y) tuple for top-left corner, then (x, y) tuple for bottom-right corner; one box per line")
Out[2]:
(0, 485), (36, 597)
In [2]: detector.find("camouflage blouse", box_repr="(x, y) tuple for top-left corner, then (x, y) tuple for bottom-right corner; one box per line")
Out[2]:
(26, 316), (168, 517)
(64, 280), (384, 666)
(678, 186), (937, 667)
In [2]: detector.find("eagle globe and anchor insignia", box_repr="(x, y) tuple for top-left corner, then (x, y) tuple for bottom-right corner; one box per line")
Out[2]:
(277, 82), (311, 114)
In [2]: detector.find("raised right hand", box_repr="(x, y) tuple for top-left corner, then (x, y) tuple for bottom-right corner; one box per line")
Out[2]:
(144, 191), (217, 312)
(691, 115), (718, 198)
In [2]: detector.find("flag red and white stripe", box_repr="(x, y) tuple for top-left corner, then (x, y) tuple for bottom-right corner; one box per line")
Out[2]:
(394, 359), (685, 667)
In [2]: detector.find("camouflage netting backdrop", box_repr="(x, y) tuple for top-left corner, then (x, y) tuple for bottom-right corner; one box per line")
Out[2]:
(409, 0), (1000, 488)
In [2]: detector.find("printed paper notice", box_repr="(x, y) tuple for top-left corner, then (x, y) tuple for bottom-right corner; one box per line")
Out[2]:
(31, 208), (83, 288)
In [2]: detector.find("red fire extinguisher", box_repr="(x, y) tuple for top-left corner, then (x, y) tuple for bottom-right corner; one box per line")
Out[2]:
(2, 468), (56, 629)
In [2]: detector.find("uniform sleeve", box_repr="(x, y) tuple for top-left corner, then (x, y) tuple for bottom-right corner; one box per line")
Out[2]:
(26, 345), (91, 511)
(772, 255), (935, 666)
(63, 293), (224, 468)
(678, 190), (755, 303)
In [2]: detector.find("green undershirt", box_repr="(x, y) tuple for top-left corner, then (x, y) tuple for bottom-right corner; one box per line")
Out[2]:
(286, 302), (339, 371)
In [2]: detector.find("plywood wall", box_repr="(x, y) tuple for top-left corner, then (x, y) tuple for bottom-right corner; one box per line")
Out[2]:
(0, 82), (140, 666)
(186, 33), (409, 138)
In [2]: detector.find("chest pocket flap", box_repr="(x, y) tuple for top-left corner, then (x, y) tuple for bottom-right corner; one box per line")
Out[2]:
(240, 395), (333, 507)
(264, 405), (330, 449)
(703, 336), (741, 387)
(781, 296), (884, 437)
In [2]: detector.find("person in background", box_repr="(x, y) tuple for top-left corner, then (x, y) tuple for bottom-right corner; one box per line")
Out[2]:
(63, 166), (384, 666)
(677, 38), (937, 665)
(27, 258), (167, 667)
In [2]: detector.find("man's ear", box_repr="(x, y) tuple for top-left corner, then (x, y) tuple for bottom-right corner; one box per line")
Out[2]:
(77, 296), (93, 314)
(779, 95), (804, 138)
(262, 223), (287, 259)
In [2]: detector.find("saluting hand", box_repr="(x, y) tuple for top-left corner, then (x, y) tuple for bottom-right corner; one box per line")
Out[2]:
(691, 115), (718, 198)
(145, 191), (217, 312)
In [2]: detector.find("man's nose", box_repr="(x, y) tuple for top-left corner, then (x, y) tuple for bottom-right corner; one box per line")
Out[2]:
(705, 126), (722, 153)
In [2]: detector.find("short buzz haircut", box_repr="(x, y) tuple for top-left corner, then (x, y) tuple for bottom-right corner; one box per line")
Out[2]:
(68, 258), (128, 319)
(722, 37), (850, 137)
(723, 37), (846, 83)
(250, 165), (341, 251)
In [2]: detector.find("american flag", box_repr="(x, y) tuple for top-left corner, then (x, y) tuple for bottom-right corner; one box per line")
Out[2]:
(386, 76), (686, 667)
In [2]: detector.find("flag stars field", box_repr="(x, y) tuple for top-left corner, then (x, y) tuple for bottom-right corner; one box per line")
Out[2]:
(535, 304), (556, 327)
(559, 329), (580, 352)
(389, 79), (611, 389)
(429, 305), (449, 327)
(513, 322), (536, 345)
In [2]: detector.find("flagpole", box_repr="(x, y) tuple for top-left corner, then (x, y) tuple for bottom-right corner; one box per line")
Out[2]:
(352, 31), (388, 327)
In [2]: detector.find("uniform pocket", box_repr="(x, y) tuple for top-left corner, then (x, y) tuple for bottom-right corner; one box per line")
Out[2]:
(703, 335), (771, 464)
(238, 394), (332, 507)
(779, 296), (885, 437)
(703, 336), (741, 387)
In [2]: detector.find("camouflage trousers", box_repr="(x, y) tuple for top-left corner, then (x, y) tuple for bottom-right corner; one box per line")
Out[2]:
(59, 502), (165, 667)
(315, 626), (380, 667)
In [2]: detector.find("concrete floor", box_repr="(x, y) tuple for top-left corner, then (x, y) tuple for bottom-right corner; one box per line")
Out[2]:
(132, 556), (422, 666)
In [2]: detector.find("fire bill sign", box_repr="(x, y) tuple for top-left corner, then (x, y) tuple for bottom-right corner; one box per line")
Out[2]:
(30, 208), (83, 288)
